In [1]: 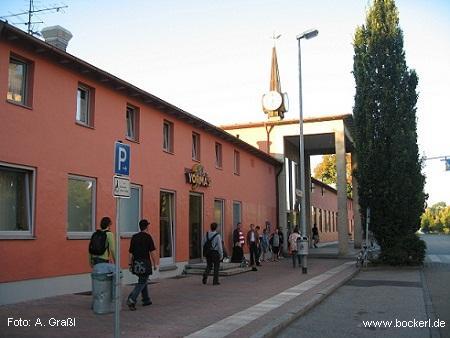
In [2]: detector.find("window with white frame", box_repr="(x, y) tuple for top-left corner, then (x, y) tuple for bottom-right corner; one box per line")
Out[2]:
(215, 142), (223, 168)
(0, 163), (35, 236)
(234, 150), (240, 175)
(119, 185), (141, 234)
(233, 201), (242, 228)
(126, 105), (139, 141)
(67, 175), (96, 233)
(76, 84), (93, 126)
(214, 199), (225, 235)
(192, 132), (200, 161)
(7, 57), (31, 106)
(163, 120), (174, 153)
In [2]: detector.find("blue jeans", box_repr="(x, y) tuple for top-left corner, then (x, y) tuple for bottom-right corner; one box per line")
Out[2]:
(128, 274), (150, 304)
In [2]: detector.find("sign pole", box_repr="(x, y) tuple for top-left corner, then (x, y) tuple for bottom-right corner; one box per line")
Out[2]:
(114, 197), (121, 338)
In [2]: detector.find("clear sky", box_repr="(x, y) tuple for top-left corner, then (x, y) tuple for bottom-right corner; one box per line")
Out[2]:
(1, 0), (449, 205)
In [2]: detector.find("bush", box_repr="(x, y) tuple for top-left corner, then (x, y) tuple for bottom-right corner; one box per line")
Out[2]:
(380, 233), (426, 266)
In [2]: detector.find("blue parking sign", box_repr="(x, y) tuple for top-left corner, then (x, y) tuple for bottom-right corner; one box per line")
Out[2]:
(114, 142), (130, 176)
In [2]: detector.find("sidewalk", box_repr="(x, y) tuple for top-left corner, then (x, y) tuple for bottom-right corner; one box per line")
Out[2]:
(0, 256), (357, 338)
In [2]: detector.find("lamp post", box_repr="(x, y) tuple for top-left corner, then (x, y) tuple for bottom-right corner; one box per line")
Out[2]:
(296, 28), (318, 274)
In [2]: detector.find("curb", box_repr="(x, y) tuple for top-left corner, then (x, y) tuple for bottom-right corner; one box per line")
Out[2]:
(250, 265), (360, 338)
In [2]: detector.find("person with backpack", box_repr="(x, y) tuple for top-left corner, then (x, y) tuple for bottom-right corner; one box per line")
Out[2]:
(202, 222), (223, 285)
(89, 216), (115, 267)
(127, 219), (157, 311)
(288, 227), (301, 268)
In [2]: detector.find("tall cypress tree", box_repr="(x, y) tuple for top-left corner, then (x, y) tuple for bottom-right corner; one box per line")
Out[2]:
(353, 0), (426, 264)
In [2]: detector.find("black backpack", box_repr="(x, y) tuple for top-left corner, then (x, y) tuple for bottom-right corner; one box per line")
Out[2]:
(203, 232), (219, 257)
(89, 230), (109, 255)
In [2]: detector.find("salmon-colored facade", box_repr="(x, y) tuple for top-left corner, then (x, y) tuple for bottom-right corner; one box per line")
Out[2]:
(0, 22), (279, 303)
(310, 178), (354, 243)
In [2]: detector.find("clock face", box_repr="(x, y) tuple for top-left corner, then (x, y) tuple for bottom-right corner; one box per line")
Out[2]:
(262, 91), (282, 111)
(282, 92), (289, 112)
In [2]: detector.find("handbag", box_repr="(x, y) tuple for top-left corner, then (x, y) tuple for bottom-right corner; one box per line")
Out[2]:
(132, 259), (152, 275)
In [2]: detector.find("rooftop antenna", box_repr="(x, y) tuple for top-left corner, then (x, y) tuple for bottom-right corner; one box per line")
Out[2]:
(0, 0), (68, 36)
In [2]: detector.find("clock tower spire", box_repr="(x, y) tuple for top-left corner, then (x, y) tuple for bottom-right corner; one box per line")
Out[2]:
(262, 35), (288, 120)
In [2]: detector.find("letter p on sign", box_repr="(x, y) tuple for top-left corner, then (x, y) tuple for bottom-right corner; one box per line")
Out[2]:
(114, 142), (130, 176)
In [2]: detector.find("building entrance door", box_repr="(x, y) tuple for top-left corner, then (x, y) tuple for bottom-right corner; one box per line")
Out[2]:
(189, 192), (203, 261)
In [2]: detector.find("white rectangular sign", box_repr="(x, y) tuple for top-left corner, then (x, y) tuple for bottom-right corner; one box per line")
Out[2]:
(113, 175), (131, 198)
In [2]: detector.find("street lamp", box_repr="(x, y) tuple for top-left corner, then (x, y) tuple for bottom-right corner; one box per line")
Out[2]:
(297, 28), (318, 274)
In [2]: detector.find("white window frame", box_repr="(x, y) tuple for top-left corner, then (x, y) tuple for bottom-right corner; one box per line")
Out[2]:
(234, 150), (240, 175)
(163, 120), (174, 153)
(0, 162), (35, 239)
(192, 132), (200, 161)
(67, 174), (96, 239)
(119, 184), (142, 237)
(160, 189), (176, 266)
(215, 142), (223, 169)
(126, 105), (139, 141)
(7, 57), (29, 106)
(233, 200), (242, 228)
(76, 84), (92, 126)
(214, 198), (225, 235)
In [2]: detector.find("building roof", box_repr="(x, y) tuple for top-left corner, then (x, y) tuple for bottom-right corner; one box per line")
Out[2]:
(0, 21), (281, 167)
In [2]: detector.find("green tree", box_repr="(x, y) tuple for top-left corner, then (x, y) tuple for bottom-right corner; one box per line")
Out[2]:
(313, 154), (352, 197)
(353, 0), (426, 265)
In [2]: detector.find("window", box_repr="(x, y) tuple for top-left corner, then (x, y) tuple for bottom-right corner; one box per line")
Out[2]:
(76, 84), (93, 126)
(119, 185), (141, 234)
(163, 120), (174, 153)
(0, 163), (35, 236)
(160, 190), (175, 265)
(233, 201), (242, 228)
(215, 143), (223, 168)
(234, 150), (240, 175)
(67, 175), (96, 234)
(214, 199), (225, 235)
(126, 105), (139, 141)
(7, 57), (32, 106)
(192, 132), (200, 161)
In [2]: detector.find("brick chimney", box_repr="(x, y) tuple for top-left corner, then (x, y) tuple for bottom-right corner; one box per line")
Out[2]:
(41, 25), (73, 51)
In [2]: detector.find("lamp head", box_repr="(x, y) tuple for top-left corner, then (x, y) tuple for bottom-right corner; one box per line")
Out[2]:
(297, 29), (319, 40)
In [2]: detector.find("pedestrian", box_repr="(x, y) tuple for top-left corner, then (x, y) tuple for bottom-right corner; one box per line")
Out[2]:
(89, 216), (115, 267)
(231, 222), (245, 263)
(288, 227), (301, 268)
(202, 222), (223, 285)
(312, 223), (320, 248)
(255, 225), (262, 266)
(270, 228), (280, 261)
(247, 224), (259, 271)
(127, 219), (157, 311)
(277, 227), (284, 258)
(261, 228), (270, 262)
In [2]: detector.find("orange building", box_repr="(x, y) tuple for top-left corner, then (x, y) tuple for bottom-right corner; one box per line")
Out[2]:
(0, 22), (280, 304)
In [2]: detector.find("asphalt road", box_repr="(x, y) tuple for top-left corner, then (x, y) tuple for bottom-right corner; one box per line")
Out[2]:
(421, 234), (450, 338)
(277, 234), (450, 338)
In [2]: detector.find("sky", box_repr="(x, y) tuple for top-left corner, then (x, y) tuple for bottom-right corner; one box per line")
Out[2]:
(1, 0), (449, 205)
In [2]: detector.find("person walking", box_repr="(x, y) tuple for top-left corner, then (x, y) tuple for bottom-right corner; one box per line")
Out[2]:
(202, 222), (223, 285)
(260, 228), (270, 262)
(255, 225), (262, 266)
(270, 228), (280, 261)
(127, 219), (157, 311)
(288, 227), (301, 268)
(312, 223), (320, 248)
(247, 224), (259, 271)
(89, 216), (115, 267)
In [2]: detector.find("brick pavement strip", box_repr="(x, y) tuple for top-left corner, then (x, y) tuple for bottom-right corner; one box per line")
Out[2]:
(0, 258), (355, 338)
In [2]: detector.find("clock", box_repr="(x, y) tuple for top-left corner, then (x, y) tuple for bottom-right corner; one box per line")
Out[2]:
(282, 92), (289, 112)
(262, 91), (282, 111)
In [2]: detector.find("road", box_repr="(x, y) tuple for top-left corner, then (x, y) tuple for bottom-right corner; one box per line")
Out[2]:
(277, 234), (450, 338)
(422, 234), (450, 338)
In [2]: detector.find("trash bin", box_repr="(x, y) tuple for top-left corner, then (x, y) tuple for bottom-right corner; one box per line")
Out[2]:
(91, 263), (116, 314)
(297, 236), (309, 255)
